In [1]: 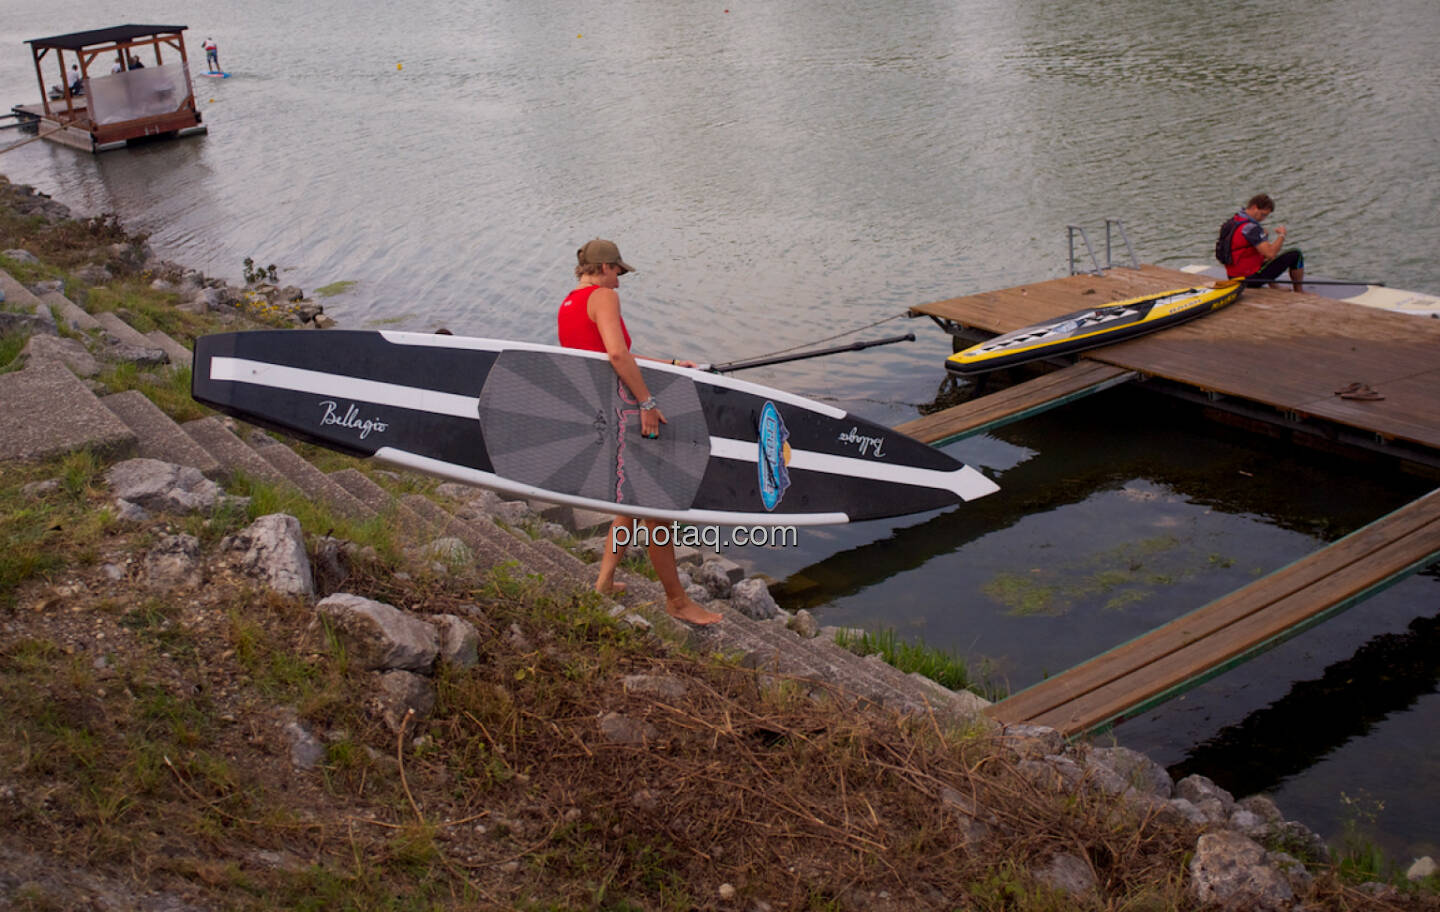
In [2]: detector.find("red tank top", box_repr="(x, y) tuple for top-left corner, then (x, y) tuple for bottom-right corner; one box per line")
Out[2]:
(557, 284), (630, 353)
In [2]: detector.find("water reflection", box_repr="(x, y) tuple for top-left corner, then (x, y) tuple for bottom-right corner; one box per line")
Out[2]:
(774, 385), (1430, 614)
(1171, 604), (1440, 799)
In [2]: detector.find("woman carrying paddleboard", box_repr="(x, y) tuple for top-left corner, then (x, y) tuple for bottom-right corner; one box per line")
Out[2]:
(557, 239), (723, 626)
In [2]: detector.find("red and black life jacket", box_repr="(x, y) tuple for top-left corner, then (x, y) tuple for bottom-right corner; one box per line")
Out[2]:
(1217, 213), (1263, 278)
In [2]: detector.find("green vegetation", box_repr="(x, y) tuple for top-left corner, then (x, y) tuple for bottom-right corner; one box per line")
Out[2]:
(983, 534), (1240, 618)
(314, 280), (357, 298)
(0, 449), (115, 610)
(0, 327), (28, 374)
(101, 362), (207, 423)
(835, 626), (1004, 700)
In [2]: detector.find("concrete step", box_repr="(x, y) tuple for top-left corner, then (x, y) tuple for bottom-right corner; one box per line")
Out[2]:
(534, 501), (615, 537)
(328, 469), (438, 540)
(256, 443), (375, 522)
(409, 494), (594, 596)
(0, 358), (136, 462)
(401, 493), (541, 577)
(144, 330), (192, 370)
(579, 556), (982, 720)
(811, 636), (990, 722)
(93, 311), (160, 352)
(494, 528), (593, 589)
(41, 291), (100, 333)
(0, 270), (55, 334)
(462, 508), (568, 573)
(612, 565), (952, 715)
(0, 269), (44, 310)
(610, 570), (834, 679)
(101, 390), (220, 477)
(750, 625), (944, 715)
(526, 537), (595, 585)
(182, 417), (289, 485)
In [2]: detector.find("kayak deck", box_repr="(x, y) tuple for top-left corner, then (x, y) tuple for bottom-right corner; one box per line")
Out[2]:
(946, 282), (1241, 375)
(910, 264), (1440, 466)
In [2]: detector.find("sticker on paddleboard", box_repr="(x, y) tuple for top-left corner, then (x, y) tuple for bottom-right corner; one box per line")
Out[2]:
(756, 401), (791, 511)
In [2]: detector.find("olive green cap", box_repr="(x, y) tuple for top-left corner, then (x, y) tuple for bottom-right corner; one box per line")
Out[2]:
(577, 238), (634, 274)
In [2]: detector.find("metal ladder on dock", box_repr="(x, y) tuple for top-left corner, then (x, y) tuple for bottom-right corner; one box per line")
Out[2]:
(1067, 218), (1138, 275)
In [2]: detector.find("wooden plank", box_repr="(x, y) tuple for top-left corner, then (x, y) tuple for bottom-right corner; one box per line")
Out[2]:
(989, 488), (1440, 727)
(1028, 508), (1440, 734)
(994, 488), (1440, 724)
(896, 362), (1135, 445)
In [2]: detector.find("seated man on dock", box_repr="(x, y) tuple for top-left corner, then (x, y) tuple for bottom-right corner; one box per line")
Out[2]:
(1217, 193), (1305, 293)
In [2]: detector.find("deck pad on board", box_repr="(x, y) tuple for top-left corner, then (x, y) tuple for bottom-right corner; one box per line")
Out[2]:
(478, 349), (709, 509)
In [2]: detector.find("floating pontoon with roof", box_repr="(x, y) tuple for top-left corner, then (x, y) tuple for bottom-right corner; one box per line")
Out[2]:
(11, 24), (207, 153)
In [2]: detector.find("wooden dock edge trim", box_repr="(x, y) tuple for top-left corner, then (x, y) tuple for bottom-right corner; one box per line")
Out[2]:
(948, 366), (1135, 442)
(1025, 511), (1440, 735)
(898, 364), (1136, 446)
(987, 487), (1440, 726)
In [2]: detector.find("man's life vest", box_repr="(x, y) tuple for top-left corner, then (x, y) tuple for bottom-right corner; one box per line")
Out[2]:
(1217, 213), (1263, 277)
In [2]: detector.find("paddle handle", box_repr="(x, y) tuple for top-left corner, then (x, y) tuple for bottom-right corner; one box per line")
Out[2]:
(701, 333), (916, 373)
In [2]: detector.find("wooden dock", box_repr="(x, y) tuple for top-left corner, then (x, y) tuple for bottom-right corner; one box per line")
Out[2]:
(986, 487), (1440, 737)
(909, 264), (1440, 468)
(905, 265), (1440, 737)
(897, 361), (1135, 445)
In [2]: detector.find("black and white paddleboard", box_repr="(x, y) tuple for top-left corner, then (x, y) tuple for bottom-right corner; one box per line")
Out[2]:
(191, 331), (999, 525)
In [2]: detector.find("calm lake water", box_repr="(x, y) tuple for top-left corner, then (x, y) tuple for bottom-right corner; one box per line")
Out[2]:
(4, 0), (1437, 862)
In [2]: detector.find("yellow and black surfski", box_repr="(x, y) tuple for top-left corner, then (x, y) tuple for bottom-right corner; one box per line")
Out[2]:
(945, 282), (1243, 375)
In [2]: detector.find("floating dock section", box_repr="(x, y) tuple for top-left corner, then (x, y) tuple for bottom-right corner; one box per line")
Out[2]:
(906, 264), (1440, 736)
(13, 24), (206, 153)
(986, 488), (1440, 737)
(910, 264), (1440, 471)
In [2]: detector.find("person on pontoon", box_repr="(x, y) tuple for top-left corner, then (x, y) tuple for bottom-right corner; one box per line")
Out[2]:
(68, 64), (84, 95)
(1217, 193), (1305, 293)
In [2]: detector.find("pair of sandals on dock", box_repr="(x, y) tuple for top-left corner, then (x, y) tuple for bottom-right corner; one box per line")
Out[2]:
(1335, 382), (1385, 401)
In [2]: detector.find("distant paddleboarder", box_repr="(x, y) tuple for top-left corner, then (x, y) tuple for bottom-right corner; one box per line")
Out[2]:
(202, 37), (220, 73)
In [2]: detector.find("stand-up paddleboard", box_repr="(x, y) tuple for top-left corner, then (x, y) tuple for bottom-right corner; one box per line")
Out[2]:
(199, 70), (230, 78)
(946, 283), (1243, 375)
(192, 331), (999, 525)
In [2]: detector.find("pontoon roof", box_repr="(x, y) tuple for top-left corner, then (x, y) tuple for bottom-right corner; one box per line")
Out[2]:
(26, 25), (188, 51)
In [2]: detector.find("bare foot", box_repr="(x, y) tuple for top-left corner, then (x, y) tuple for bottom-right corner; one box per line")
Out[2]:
(665, 595), (723, 626)
(594, 580), (627, 597)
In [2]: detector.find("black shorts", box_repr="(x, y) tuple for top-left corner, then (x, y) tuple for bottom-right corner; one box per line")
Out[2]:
(1248, 249), (1304, 284)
